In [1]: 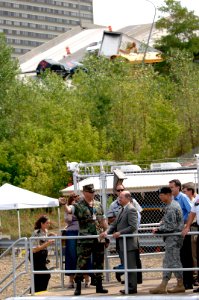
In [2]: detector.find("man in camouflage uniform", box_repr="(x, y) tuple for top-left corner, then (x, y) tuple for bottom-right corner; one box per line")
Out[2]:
(64, 184), (108, 296)
(149, 186), (185, 294)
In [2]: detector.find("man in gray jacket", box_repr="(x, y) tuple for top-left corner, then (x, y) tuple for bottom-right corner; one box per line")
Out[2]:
(100, 191), (138, 294)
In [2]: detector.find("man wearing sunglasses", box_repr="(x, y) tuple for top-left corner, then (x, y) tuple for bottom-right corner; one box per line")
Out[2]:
(107, 184), (142, 225)
(107, 184), (125, 225)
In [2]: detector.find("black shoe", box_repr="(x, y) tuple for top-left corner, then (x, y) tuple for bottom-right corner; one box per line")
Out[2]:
(113, 265), (124, 282)
(74, 289), (81, 296)
(193, 288), (199, 293)
(193, 281), (199, 286)
(184, 283), (193, 290)
(115, 272), (122, 282)
(120, 289), (137, 295)
(96, 287), (108, 293)
(74, 281), (81, 295)
(96, 280), (108, 294)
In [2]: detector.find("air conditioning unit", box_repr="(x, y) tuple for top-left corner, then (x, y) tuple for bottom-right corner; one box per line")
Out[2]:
(67, 162), (79, 172)
(111, 164), (142, 173)
(150, 162), (182, 170)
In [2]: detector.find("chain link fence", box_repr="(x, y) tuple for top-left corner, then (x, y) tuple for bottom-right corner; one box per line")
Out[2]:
(64, 161), (199, 254)
(105, 167), (198, 254)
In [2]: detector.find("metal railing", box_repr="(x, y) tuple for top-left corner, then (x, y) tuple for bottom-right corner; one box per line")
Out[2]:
(0, 238), (29, 296)
(1, 230), (199, 297)
(29, 231), (199, 295)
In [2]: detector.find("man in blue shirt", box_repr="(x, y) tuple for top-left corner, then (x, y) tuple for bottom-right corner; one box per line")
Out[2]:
(169, 179), (193, 290)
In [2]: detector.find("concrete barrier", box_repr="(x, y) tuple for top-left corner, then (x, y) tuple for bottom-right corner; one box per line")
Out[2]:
(5, 296), (199, 300)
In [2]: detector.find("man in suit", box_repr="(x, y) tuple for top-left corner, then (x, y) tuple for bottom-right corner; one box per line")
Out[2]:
(107, 184), (142, 284)
(100, 191), (138, 294)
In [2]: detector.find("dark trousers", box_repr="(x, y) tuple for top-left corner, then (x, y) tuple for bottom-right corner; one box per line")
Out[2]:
(32, 250), (50, 292)
(63, 230), (78, 273)
(196, 232), (199, 280)
(75, 239), (105, 282)
(120, 249), (137, 291)
(180, 234), (193, 286)
(116, 239), (142, 284)
(136, 248), (142, 284)
(34, 265), (51, 292)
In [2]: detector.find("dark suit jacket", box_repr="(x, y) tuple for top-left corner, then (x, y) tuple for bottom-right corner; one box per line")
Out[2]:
(108, 202), (138, 251)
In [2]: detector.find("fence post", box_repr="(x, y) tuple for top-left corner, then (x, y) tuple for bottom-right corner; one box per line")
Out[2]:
(195, 154), (199, 194)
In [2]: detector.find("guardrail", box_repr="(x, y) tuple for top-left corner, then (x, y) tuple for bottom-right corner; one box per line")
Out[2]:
(1, 230), (198, 297)
(0, 223), (162, 250)
(0, 238), (29, 296)
(29, 231), (199, 296)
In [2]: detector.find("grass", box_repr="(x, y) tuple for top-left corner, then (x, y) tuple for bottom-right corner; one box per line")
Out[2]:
(0, 207), (66, 239)
(0, 196), (115, 240)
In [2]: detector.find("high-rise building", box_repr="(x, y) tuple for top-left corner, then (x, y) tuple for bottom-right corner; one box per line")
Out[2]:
(0, 0), (93, 58)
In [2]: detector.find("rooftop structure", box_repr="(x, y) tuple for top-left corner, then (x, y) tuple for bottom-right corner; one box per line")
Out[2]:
(18, 21), (167, 76)
(0, 0), (93, 58)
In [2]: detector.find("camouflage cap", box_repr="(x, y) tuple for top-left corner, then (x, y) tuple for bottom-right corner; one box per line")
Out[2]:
(158, 186), (172, 194)
(83, 184), (95, 193)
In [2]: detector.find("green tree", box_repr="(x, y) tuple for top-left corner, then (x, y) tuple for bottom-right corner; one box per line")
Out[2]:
(73, 55), (118, 129)
(109, 64), (180, 161)
(0, 33), (19, 94)
(155, 0), (199, 56)
(74, 57), (180, 162)
(0, 33), (19, 140)
(0, 37), (198, 196)
(0, 69), (105, 195)
(166, 49), (199, 154)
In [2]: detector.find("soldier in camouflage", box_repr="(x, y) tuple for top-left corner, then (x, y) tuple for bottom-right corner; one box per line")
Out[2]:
(64, 184), (108, 296)
(149, 186), (185, 294)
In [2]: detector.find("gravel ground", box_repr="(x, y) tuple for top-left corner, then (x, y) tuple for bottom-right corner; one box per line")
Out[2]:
(0, 251), (163, 299)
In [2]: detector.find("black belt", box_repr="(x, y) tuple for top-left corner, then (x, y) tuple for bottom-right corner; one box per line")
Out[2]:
(191, 222), (199, 227)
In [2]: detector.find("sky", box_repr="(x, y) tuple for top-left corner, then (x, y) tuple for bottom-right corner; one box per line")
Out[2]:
(93, 0), (199, 30)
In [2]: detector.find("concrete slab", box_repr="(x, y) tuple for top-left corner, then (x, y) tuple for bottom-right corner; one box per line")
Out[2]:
(5, 279), (197, 299)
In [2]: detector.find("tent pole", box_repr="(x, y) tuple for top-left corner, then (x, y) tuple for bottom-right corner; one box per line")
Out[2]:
(17, 209), (21, 238)
(57, 207), (61, 233)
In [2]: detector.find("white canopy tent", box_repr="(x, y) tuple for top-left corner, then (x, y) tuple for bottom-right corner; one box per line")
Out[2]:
(0, 183), (60, 238)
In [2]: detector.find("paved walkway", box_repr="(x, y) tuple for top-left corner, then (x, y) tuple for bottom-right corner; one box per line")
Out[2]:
(28, 278), (196, 298)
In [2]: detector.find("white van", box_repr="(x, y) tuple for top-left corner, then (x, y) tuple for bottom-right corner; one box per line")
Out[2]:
(150, 162), (182, 170)
(86, 41), (102, 54)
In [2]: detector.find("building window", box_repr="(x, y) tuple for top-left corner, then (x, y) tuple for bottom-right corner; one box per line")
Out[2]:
(13, 3), (19, 8)
(14, 21), (20, 26)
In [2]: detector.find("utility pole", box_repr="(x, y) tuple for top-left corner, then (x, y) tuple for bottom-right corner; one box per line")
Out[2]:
(142, 0), (157, 64)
